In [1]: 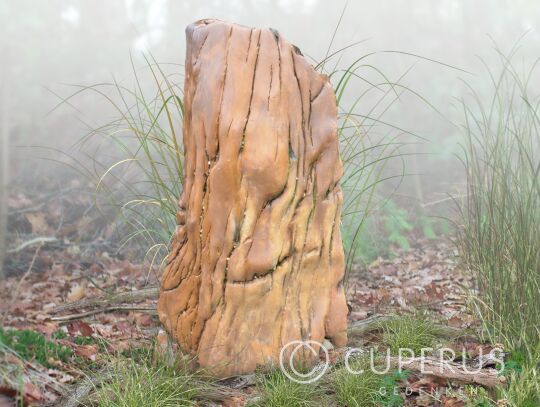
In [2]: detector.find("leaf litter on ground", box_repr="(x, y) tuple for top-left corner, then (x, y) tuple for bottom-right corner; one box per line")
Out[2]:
(1, 186), (501, 406)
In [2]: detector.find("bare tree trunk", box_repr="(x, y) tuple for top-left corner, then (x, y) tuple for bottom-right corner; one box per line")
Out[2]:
(158, 19), (348, 376)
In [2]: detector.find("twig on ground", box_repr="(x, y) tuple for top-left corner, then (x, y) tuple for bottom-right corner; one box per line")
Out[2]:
(51, 305), (157, 322)
(51, 287), (159, 314)
(348, 314), (394, 336)
(388, 356), (506, 388)
(217, 374), (256, 389)
(7, 236), (57, 254)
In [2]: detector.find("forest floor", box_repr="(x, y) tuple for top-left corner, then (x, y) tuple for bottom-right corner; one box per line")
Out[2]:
(1, 186), (503, 407)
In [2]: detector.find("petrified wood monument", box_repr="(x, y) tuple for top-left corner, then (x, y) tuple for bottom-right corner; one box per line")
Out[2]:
(158, 19), (348, 376)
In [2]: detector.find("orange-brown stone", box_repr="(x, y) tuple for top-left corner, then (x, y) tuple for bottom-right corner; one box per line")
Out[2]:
(158, 19), (347, 376)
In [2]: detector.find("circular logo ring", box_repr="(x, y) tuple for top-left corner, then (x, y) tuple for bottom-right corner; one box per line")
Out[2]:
(279, 340), (329, 384)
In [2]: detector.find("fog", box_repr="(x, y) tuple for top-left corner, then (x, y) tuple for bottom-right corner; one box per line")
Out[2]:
(2, 0), (539, 205)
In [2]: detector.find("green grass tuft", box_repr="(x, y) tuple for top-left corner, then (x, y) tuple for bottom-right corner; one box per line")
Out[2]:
(333, 357), (407, 407)
(497, 362), (540, 407)
(91, 358), (199, 407)
(333, 359), (384, 407)
(379, 315), (440, 355)
(458, 44), (540, 358)
(249, 369), (324, 407)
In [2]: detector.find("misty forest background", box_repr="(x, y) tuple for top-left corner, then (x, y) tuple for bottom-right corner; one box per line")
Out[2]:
(3, 0), (539, 224)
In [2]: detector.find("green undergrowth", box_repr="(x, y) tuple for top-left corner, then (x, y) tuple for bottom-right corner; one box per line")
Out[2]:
(249, 346), (417, 406)
(445, 385), (494, 406)
(90, 358), (199, 407)
(333, 357), (408, 407)
(495, 348), (540, 407)
(457, 44), (540, 404)
(4, 322), (532, 406)
(345, 198), (450, 265)
(458, 44), (540, 360)
(88, 338), (538, 407)
(250, 365), (407, 407)
(498, 363), (540, 407)
(249, 369), (326, 407)
(379, 314), (442, 355)
(0, 327), (73, 368)
(80, 342), (208, 407)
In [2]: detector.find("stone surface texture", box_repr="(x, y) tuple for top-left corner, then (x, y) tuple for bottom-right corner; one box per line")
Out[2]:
(158, 19), (347, 376)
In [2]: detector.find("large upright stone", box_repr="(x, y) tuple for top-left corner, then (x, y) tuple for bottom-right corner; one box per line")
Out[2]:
(158, 19), (347, 376)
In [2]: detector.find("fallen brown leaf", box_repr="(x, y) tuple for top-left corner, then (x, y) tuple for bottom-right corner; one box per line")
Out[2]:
(67, 321), (94, 337)
(25, 213), (51, 234)
(66, 284), (86, 302)
(74, 344), (98, 361)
